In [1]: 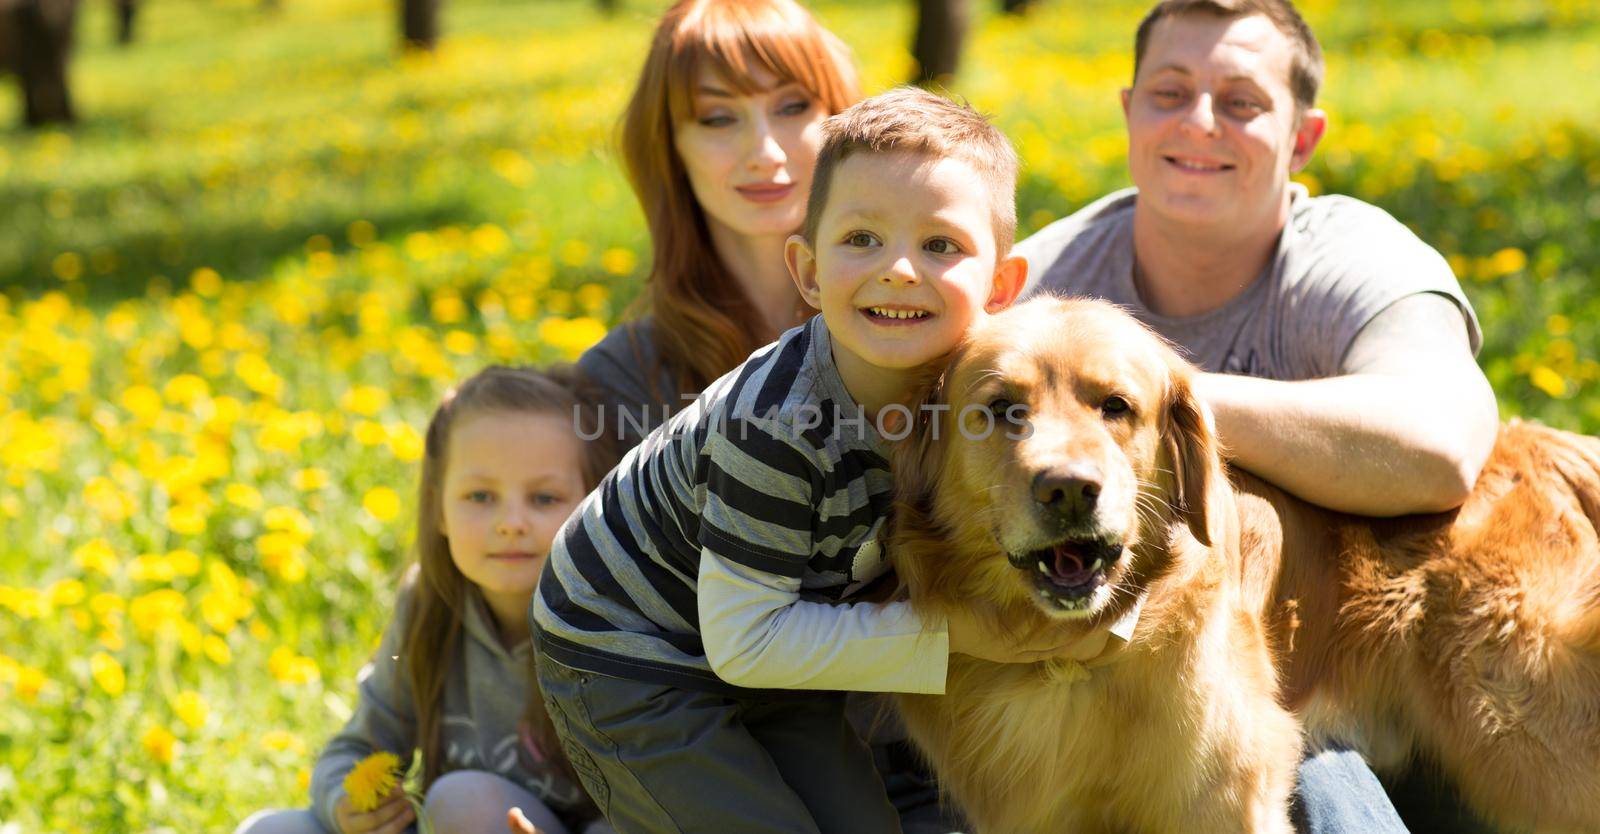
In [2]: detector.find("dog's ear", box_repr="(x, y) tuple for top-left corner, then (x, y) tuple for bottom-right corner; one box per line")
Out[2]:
(1164, 370), (1222, 548)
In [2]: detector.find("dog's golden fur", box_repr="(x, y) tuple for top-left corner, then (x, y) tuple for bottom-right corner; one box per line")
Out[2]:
(889, 297), (1600, 834)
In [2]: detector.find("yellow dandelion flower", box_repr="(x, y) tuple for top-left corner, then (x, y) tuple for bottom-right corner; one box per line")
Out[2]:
(430, 293), (466, 325)
(353, 419), (388, 446)
(363, 487), (402, 522)
(142, 725), (177, 765)
(347, 220), (377, 247)
(83, 478), (133, 524)
(130, 589), (186, 638)
(52, 251), (84, 281)
(263, 505), (313, 538)
(163, 374), (211, 407)
(166, 549), (202, 576)
(190, 267), (224, 298)
(599, 248), (636, 277)
(576, 283), (611, 315)
(225, 483), (264, 511)
(268, 646), (320, 685)
(48, 578), (86, 607)
(558, 239), (590, 267)
(1530, 365), (1568, 398)
(119, 385), (163, 422)
(179, 621), (205, 656)
(443, 330), (477, 356)
(537, 316), (607, 360)
(292, 468), (330, 491)
(165, 503), (208, 536)
(262, 729), (306, 754)
(16, 665), (47, 703)
(90, 652), (126, 697)
(343, 751), (402, 812)
(90, 592), (125, 621)
(387, 424), (423, 463)
(470, 223), (509, 257)
(99, 628), (126, 651)
(173, 690), (209, 730)
(203, 634), (233, 665)
(130, 553), (175, 583)
(340, 386), (391, 417)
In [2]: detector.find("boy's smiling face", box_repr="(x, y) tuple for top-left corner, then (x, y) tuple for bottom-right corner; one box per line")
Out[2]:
(787, 150), (1024, 410)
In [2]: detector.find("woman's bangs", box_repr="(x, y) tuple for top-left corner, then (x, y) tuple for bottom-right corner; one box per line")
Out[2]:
(666, 4), (838, 123)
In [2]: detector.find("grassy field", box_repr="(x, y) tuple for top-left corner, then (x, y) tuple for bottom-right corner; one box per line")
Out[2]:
(1, 0), (1598, 830)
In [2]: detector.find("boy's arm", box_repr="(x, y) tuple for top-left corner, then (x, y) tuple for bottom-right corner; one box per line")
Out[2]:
(694, 421), (948, 693)
(697, 550), (949, 693)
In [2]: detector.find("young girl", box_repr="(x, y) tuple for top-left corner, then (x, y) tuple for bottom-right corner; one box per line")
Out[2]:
(237, 366), (616, 834)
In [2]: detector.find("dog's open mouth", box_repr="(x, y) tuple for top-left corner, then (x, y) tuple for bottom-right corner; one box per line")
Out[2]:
(1012, 538), (1123, 611)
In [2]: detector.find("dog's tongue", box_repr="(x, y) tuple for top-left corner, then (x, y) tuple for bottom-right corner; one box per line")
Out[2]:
(1053, 546), (1088, 579)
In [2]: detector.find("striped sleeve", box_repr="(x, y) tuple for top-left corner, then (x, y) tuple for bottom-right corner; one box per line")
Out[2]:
(697, 418), (821, 578)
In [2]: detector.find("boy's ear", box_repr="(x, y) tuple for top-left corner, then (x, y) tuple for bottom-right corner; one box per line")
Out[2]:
(985, 254), (1028, 313)
(786, 234), (823, 311)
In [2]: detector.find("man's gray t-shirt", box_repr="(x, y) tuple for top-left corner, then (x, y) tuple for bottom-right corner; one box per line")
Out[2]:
(1015, 185), (1482, 379)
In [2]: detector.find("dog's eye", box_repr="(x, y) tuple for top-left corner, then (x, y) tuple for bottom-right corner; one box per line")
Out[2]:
(989, 397), (1028, 424)
(1101, 395), (1132, 417)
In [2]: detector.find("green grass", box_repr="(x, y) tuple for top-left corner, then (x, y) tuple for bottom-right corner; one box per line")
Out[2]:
(1, 0), (1598, 830)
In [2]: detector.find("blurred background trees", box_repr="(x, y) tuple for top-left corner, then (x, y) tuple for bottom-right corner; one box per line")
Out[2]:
(0, 0), (80, 125)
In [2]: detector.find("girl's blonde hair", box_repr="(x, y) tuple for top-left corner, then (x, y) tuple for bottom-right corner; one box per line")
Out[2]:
(402, 365), (614, 791)
(620, 0), (861, 395)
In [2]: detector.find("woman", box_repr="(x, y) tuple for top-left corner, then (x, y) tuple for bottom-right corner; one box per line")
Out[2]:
(579, 0), (853, 445)
(573, 2), (960, 832)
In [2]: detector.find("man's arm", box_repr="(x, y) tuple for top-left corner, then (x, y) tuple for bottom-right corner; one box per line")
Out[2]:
(1194, 294), (1500, 516)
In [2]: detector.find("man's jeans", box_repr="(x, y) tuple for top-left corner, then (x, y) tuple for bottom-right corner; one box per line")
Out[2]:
(1293, 747), (1410, 834)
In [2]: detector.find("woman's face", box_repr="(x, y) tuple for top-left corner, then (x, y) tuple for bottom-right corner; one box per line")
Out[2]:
(674, 62), (827, 243)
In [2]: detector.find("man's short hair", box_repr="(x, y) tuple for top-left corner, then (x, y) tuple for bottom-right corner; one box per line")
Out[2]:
(802, 86), (1019, 254)
(1133, 0), (1324, 112)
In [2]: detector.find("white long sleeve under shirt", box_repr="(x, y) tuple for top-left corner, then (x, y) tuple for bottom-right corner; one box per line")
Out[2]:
(697, 548), (950, 694)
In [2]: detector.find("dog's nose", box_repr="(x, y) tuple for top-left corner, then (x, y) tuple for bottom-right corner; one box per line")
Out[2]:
(1032, 466), (1102, 519)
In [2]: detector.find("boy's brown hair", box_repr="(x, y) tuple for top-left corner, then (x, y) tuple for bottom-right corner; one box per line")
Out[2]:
(801, 86), (1019, 254)
(1133, 0), (1324, 112)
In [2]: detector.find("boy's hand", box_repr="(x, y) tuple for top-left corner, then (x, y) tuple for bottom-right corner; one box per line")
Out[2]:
(334, 786), (414, 834)
(946, 606), (1111, 664)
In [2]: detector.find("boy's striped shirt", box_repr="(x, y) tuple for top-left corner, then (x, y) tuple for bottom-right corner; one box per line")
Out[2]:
(533, 316), (895, 693)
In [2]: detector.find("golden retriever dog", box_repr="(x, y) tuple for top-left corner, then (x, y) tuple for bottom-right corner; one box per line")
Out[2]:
(888, 297), (1600, 834)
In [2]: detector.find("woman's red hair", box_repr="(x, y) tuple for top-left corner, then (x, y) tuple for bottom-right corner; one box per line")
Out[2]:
(620, 0), (861, 394)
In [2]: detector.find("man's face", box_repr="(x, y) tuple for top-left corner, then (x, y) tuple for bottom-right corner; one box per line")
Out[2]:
(1122, 13), (1325, 232)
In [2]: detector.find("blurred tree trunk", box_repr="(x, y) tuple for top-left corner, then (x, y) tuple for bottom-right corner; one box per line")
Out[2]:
(400, 0), (438, 50)
(1000, 0), (1036, 13)
(0, 0), (80, 126)
(114, 0), (133, 44)
(911, 0), (968, 85)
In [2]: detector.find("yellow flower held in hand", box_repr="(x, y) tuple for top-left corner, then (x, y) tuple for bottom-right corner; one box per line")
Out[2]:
(344, 750), (402, 812)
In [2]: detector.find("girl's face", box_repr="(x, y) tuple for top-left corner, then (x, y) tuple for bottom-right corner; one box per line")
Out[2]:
(439, 410), (587, 629)
(674, 61), (827, 244)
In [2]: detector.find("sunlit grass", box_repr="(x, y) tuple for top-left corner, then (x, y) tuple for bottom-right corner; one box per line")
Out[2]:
(2, 0), (1598, 830)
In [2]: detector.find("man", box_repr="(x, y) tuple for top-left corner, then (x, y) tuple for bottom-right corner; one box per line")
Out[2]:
(1015, 1), (1501, 832)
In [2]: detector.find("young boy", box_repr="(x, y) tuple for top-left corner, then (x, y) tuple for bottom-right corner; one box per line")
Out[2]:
(533, 87), (1068, 834)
